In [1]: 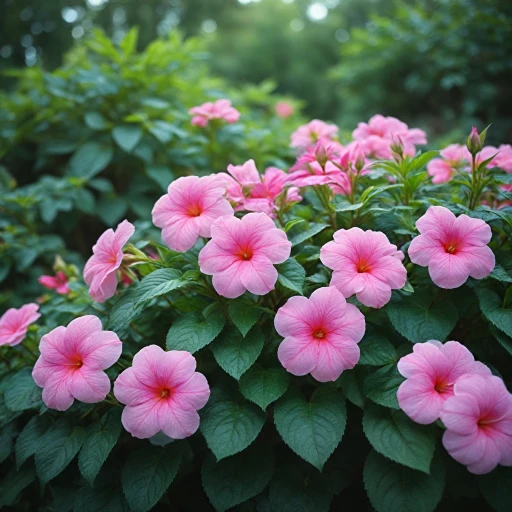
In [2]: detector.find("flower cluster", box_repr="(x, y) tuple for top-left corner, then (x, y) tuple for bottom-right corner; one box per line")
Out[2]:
(189, 99), (240, 127)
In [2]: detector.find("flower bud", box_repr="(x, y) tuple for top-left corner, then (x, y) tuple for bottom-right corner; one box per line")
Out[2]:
(314, 142), (328, 168)
(466, 126), (483, 156)
(390, 134), (404, 157)
(355, 151), (365, 172)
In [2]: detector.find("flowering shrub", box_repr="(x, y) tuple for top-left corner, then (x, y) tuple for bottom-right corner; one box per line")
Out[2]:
(1, 110), (512, 512)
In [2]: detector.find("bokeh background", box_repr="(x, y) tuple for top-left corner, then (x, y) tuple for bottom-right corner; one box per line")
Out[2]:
(1, 0), (511, 144)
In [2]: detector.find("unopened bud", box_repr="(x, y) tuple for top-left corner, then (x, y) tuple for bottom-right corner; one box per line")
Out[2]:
(355, 151), (365, 172)
(466, 126), (483, 156)
(314, 142), (328, 168)
(390, 134), (404, 157)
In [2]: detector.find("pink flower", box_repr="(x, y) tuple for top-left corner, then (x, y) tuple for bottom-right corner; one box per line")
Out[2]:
(494, 144), (512, 172)
(152, 175), (234, 252)
(408, 206), (495, 289)
(38, 271), (70, 295)
(320, 228), (407, 308)
(440, 374), (512, 474)
(275, 101), (294, 118)
(189, 99), (240, 127)
(32, 315), (122, 411)
(397, 341), (491, 424)
(83, 220), (135, 303)
(427, 144), (470, 184)
(0, 304), (40, 347)
(114, 345), (210, 439)
(290, 119), (339, 150)
(275, 286), (365, 382)
(198, 212), (291, 298)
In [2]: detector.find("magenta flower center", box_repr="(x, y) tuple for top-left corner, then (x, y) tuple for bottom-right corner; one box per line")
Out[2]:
(434, 379), (453, 394)
(444, 241), (458, 254)
(313, 328), (326, 339)
(159, 388), (172, 399)
(357, 260), (372, 273)
(236, 247), (253, 261)
(186, 204), (203, 217)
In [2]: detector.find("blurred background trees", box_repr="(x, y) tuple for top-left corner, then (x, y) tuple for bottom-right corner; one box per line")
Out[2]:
(1, 0), (511, 142)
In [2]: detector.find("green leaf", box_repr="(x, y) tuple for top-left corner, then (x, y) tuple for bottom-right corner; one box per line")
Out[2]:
(492, 327), (512, 357)
(135, 268), (195, 306)
(289, 223), (329, 246)
(4, 368), (43, 411)
(97, 196), (128, 226)
(0, 463), (37, 508)
(15, 414), (53, 470)
(284, 219), (305, 232)
(277, 258), (306, 294)
(84, 112), (109, 131)
(75, 484), (128, 512)
(274, 388), (347, 471)
(228, 301), (261, 337)
(122, 445), (181, 512)
(364, 450), (445, 512)
(269, 466), (333, 512)
(364, 363), (404, 409)
(68, 142), (113, 179)
(108, 288), (144, 338)
(387, 290), (458, 343)
(119, 27), (138, 55)
(166, 312), (225, 354)
(479, 465), (512, 512)
(335, 201), (365, 212)
(146, 165), (174, 192)
(338, 369), (364, 408)
(489, 265), (512, 283)
(201, 444), (274, 512)
(200, 391), (265, 460)
(476, 288), (512, 337)
(0, 421), (15, 463)
(239, 364), (289, 410)
(35, 418), (86, 485)
(112, 125), (143, 153)
(212, 326), (264, 380)
(407, 150), (440, 172)
(78, 409), (122, 486)
(359, 335), (397, 366)
(363, 403), (436, 474)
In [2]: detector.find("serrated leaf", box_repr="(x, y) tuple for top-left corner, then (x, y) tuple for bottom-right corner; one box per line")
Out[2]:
(489, 265), (512, 283)
(202, 444), (274, 512)
(479, 465), (512, 512)
(239, 364), (289, 410)
(387, 290), (458, 343)
(338, 369), (364, 408)
(4, 368), (42, 411)
(135, 268), (194, 306)
(211, 326), (264, 380)
(200, 392), (265, 460)
(122, 445), (181, 512)
(35, 418), (86, 485)
(228, 301), (261, 337)
(112, 125), (143, 153)
(274, 388), (347, 471)
(0, 463), (37, 508)
(15, 414), (53, 469)
(476, 288), (512, 337)
(68, 142), (113, 179)
(364, 450), (445, 512)
(290, 223), (329, 246)
(364, 363), (404, 409)
(78, 408), (122, 485)
(363, 403), (436, 474)
(166, 312), (225, 353)
(359, 335), (397, 366)
(276, 258), (306, 294)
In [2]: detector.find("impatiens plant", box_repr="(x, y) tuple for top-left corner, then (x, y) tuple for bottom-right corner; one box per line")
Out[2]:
(1, 110), (512, 512)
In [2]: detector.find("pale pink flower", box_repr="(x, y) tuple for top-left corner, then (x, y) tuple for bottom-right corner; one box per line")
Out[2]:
(83, 220), (135, 303)
(38, 271), (70, 295)
(440, 374), (512, 474)
(494, 144), (512, 172)
(408, 206), (495, 289)
(288, 160), (342, 188)
(427, 144), (470, 184)
(32, 315), (122, 411)
(397, 341), (491, 424)
(114, 345), (210, 439)
(198, 212), (291, 298)
(275, 101), (294, 118)
(320, 228), (407, 308)
(290, 119), (339, 150)
(275, 286), (365, 382)
(189, 99), (240, 127)
(152, 175), (234, 252)
(290, 141), (343, 172)
(0, 304), (40, 347)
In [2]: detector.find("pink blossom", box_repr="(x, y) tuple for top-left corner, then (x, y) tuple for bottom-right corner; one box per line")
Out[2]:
(189, 99), (240, 127)
(288, 160), (342, 188)
(114, 345), (210, 439)
(83, 220), (135, 303)
(198, 212), (291, 298)
(427, 144), (470, 184)
(0, 304), (40, 347)
(408, 206), (495, 289)
(38, 271), (70, 295)
(397, 341), (491, 424)
(320, 228), (407, 308)
(275, 101), (294, 118)
(290, 141), (343, 172)
(440, 374), (512, 474)
(290, 120), (339, 150)
(32, 315), (122, 411)
(152, 175), (234, 252)
(494, 144), (512, 172)
(275, 286), (365, 382)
